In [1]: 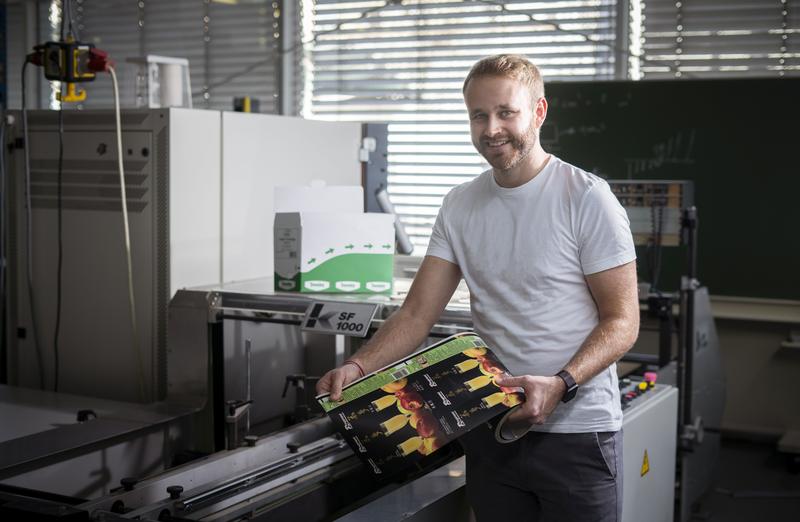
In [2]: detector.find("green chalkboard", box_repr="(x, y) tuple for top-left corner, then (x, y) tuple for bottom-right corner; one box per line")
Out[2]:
(544, 78), (799, 300)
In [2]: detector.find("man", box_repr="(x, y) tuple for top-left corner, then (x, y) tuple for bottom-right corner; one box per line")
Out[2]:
(317, 54), (639, 521)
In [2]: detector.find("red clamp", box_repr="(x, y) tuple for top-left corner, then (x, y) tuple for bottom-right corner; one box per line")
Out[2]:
(26, 50), (43, 66)
(87, 47), (114, 73)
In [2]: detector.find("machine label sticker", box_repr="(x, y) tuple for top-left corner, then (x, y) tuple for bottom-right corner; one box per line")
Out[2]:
(335, 281), (361, 292)
(641, 449), (650, 476)
(275, 227), (298, 259)
(304, 280), (331, 291)
(316, 332), (525, 477)
(301, 301), (378, 338)
(277, 280), (296, 290)
(366, 281), (391, 292)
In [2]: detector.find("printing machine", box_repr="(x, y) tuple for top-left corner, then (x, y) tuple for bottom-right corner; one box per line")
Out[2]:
(0, 102), (721, 519)
(0, 265), (723, 521)
(0, 277), (476, 521)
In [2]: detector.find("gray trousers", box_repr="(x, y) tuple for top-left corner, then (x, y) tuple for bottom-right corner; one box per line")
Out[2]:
(461, 424), (623, 522)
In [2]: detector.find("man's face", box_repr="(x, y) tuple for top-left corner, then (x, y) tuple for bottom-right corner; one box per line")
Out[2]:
(464, 75), (544, 173)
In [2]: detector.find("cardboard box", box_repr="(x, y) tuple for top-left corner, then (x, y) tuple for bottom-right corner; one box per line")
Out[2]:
(274, 186), (395, 293)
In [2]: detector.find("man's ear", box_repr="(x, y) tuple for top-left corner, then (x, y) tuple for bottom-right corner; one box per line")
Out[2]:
(535, 97), (548, 129)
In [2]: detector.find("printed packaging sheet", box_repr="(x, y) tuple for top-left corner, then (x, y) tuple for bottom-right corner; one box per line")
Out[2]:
(316, 332), (524, 476)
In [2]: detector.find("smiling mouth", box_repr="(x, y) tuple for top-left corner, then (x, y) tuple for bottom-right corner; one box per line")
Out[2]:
(484, 139), (510, 149)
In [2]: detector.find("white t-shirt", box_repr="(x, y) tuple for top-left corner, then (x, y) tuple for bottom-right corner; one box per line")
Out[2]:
(426, 155), (636, 432)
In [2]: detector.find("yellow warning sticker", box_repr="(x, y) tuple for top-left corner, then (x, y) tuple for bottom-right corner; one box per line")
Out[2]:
(641, 449), (650, 476)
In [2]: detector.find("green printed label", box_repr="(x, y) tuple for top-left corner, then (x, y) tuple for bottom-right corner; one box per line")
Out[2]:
(277, 253), (393, 294)
(318, 332), (486, 412)
(275, 273), (299, 291)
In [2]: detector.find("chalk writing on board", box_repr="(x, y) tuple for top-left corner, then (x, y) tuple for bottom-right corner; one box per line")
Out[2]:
(624, 130), (697, 177)
(560, 123), (607, 137)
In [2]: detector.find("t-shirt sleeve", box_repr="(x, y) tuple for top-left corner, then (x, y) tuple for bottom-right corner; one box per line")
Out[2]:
(575, 182), (637, 275)
(425, 193), (457, 264)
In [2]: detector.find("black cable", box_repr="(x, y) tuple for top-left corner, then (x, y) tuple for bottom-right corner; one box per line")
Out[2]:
(50, 1), (77, 393)
(0, 119), (5, 291)
(65, 0), (78, 40)
(60, 0), (66, 41)
(647, 202), (655, 288)
(53, 83), (65, 393)
(21, 60), (46, 390)
(48, 0), (77, 393)
(0, 117), (6, 383)
(654, 202), (664, 289)
(59, 0), (78, 41)
(648, 195), (665, 293)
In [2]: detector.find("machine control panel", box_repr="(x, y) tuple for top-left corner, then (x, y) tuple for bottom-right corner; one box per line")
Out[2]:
(620, 372), (663, 412)
(618, 374), (678, 522)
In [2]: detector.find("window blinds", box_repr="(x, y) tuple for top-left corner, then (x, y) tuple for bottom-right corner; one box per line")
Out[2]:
(302, 0), (619, 254)
(637, 0), (800, 78)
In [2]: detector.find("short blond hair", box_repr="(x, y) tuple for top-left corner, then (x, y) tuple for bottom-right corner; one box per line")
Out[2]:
(462, 54), (545, 101)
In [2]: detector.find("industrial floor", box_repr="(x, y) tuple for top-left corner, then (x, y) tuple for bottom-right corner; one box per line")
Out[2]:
(691, 438), (800, 520)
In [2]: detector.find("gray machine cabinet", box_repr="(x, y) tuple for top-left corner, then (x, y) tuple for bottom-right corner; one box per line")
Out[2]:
(6, 108), (221, 403)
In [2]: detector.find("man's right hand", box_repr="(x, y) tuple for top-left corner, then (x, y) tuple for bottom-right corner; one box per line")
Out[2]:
(315, 257), (462, 403)
(316, 363), (363, 402)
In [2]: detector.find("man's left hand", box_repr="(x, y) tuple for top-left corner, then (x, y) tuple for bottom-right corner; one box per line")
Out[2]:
(494, 374), (566, 425)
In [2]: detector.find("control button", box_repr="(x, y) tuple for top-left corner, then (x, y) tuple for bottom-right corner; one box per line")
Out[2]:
(120, 477), (138, 492)
(167, 485), (184, 500)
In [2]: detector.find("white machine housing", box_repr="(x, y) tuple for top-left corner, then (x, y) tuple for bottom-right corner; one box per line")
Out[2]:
(5, 109), (364, 404)
(621, 380), (679, 522)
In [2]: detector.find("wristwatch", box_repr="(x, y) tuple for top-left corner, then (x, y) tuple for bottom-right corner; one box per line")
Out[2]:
(555, 370), (579, 403)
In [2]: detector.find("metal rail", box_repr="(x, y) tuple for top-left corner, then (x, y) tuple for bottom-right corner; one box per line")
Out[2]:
(175, 437), (346, 514)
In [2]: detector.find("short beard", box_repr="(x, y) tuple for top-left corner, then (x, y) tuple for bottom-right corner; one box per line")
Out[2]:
(481, 122), (538, 174)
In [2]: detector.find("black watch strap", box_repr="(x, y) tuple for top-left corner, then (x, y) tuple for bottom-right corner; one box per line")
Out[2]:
(556, 370), (579, 403)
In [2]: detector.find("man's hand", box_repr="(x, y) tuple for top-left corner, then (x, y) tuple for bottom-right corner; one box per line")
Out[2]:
(316, 363), (363, 402)
(494, 374), (566, 425)
(315, 256), (462, 403)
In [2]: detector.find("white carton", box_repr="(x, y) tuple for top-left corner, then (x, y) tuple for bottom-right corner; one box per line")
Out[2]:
(274, 186), (395, 293)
